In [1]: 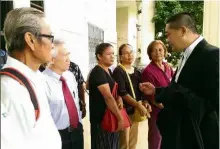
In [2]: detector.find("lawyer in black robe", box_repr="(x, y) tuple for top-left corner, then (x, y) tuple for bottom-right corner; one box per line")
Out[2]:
(140, 12), (219, 149)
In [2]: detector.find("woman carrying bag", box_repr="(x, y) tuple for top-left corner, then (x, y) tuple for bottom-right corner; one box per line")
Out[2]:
(88, 43), (130, 149)
(113, 44), (152, 149)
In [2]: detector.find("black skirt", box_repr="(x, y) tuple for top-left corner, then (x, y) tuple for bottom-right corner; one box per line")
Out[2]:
(90, 123), (119, 149)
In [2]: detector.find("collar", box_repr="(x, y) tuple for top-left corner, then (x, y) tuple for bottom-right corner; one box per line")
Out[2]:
(183, 35), (204, 60)
(43, 68), (62, 82)
(150, 61), (167, 68)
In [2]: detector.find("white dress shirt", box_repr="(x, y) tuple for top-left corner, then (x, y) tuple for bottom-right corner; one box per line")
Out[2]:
(43, 68), (82, 130)
(175, 36), (204, 82)
(1, 56), (61, 149)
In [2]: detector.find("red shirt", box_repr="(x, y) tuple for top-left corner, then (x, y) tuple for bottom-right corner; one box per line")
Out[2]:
(142, 61), (174, 110)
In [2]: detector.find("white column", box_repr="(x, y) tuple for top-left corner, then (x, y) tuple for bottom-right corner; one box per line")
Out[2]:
(104, 0), (117, 66)
(135, 2), (142, 66)
(13, 0), (30, 8)
(104, 0), (117, 47)
(203, 1), (220, 47)
(140, 0), (155, 66)
(128, 5), (137, 52)
(116, 7), (129, 49)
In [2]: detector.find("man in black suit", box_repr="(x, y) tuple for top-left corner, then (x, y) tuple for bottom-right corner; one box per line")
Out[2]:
(140, 12), (219, 149)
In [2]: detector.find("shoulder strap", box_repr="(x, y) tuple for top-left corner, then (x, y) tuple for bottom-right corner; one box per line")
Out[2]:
(112, 82), (118, 98)
(118, 64), (136, 99)
(0, 67), (40, 121)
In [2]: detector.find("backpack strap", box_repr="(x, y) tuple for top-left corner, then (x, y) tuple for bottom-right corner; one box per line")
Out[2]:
(0, 67), (40, 121)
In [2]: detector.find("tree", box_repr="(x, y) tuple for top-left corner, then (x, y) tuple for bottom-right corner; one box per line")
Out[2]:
(152, 1), (204, 67)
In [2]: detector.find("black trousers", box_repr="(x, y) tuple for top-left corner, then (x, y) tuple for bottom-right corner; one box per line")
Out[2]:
(59, 123), (84, 149)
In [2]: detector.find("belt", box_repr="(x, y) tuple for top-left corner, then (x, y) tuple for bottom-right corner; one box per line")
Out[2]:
(59, 122), (83, 133)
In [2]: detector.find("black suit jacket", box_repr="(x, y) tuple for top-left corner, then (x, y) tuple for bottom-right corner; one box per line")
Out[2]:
(155, 39), (219, 149)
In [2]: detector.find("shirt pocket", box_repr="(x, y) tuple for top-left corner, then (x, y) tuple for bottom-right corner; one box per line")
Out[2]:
(47, 92), (66, 115)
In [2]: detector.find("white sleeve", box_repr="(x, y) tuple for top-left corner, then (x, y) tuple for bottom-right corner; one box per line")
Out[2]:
(1, 76), (36, 149)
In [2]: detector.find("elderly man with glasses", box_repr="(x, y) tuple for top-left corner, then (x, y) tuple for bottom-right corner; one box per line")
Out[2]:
(1, 7), (61, 149)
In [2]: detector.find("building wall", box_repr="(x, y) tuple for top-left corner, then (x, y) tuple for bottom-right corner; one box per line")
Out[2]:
(116, 7), (129, 51)
(128, 5), (137, 52)
(203, 1), (220, 47)
(140, 0), (155, 66)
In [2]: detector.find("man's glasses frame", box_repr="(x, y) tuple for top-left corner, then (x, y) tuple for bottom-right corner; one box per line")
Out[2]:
(38, 34), (54, 43)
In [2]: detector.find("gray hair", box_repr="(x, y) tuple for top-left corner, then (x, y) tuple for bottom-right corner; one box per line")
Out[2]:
(53, 39), (65, 46)
(3, 7), (45, 53)
(51, 39), (65, 58)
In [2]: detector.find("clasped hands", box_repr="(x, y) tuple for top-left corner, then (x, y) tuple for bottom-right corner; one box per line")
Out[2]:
(116, 95), (152, 118)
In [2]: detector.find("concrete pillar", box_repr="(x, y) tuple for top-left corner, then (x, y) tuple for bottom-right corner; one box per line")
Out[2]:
(13, 0), (30, 8)
(140, 0), (155, 66)
(104, 0), (117, 62)
(116, 7), (129, 50)
(135, 2), (142, 66)
(203, 1), (220, 47)
(128, 5), (137, 52)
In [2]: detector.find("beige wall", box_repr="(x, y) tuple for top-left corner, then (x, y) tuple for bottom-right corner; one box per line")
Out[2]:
(128, 5), (137, 52)
(117, 7), (129, 50)
(140, 0), (155, 66)
(203, 1), (220, 47)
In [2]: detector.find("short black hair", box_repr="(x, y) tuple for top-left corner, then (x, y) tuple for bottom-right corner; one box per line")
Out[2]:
(166, 12), (197, 33)
(95, 42), (113, 61)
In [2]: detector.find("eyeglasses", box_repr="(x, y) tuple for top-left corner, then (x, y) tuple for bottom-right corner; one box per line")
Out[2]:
(38, 34), (54, 43)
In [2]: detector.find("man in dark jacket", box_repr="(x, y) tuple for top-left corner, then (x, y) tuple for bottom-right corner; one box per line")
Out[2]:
(140, 12), (219, 149)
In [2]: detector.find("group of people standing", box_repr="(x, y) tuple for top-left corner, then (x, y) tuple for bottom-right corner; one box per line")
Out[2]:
(87, 11), (219, 149)
(88, 40), (172, 149)
(1, 7), (219, 149)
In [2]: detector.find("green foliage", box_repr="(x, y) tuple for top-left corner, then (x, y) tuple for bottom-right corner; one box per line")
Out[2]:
(152, 1), (204, 67)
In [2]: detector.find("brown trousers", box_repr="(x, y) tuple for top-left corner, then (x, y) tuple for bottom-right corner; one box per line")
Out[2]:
(119, 115), (139, 149)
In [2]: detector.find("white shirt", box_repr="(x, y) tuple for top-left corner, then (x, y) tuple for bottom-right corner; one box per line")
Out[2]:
(1, 57), (61, 149)
(43, 69), (82, 130)
(175, 36), (204, 82)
